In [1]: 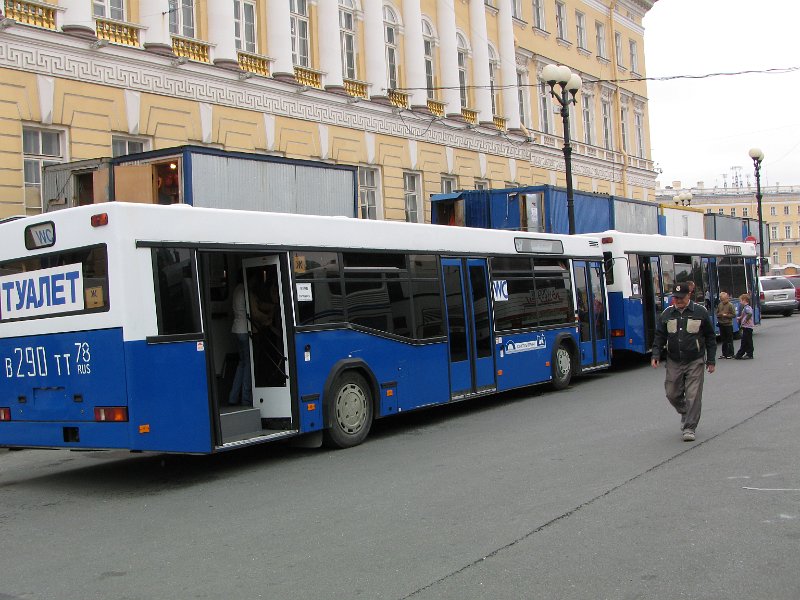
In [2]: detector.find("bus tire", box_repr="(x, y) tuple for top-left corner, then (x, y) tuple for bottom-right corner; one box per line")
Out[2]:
(323, 371), (373, 449)
(551, 343), (574, 390)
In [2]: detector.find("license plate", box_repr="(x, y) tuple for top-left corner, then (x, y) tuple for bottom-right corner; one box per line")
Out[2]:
(775, 294), (787, 300)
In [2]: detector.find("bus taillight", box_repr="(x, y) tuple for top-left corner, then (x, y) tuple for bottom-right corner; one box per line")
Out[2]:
(601, 237), (614, 244)
(0, 407), (10, 421)
(91, 213), (109, 227)
(610, 329), (625, 337)
(94, 407), (128, 422)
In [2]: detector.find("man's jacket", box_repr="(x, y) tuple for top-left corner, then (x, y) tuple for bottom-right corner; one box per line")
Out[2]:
(652, 301), (717, 365)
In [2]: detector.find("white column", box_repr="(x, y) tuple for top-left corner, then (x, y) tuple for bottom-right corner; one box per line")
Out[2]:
(469, 0), (493, 122)
(140, 0), (173, 53)
(207, 0), (238, 69)
(363, 0), (388, 99)
(267, 0), (294, 78)
(60, 0), (95, 38)
(402, 0), (427, 109)
(436, 0), (461, 116)
(497, 0), (521, 129)
(318, 0), (344, 90)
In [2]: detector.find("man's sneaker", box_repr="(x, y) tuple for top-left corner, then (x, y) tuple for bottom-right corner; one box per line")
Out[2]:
(682, 429), (695, 442)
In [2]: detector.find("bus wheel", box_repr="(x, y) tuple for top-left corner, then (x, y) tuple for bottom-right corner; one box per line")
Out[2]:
(324, 371), (373, 448)
(551, 344), (574, 390)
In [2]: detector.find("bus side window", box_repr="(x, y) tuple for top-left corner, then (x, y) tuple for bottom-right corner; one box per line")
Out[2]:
(152, 248), (202, 336)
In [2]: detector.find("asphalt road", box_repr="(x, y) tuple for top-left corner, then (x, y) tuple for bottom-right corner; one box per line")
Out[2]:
(1, 314), (799, 600)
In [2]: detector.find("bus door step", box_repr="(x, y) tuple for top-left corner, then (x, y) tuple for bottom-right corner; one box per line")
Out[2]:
(220, 407), (263, 440)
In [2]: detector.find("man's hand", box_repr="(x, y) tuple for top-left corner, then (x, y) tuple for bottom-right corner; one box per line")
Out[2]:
(707, 363), (715, 374)
(651, 358), (659, 368)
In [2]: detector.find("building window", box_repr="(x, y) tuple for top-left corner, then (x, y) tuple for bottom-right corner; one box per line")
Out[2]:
(705, 209), (712, 214)
(601, 99), (613, 150)
(730, 207), (736, 217)
(488, 46), (500, 115)
(743, 207), (749, 217)
(441, 176), (457, 194)
(773, 251), (779, 264)
(784, 205), (790, 215)
(517, 70), (529, 127)
(614, 32), (623, 67)
(770, 225), (778, 239)
(532, 0), (545, 30)
(511, 0), (522, 19)
(474, 179), (489, 191)
(629, 39), (639, 73)
(457, 34), (469, 109)
(23, 127), (64, 212)
(111, 136), (146, 157)
(575, 11), (587, 49)
(718, 208), (724, 215)
(422, 20), (437, 101)
(620, 106), (629, 153)
(788, 250), (793, 264)
(168, 0), (195, 38)
(595, 22), (606, 58)
(581, 94), (593, 145)
(634, 112), (645, 158)
(539, 81), (553, 134)
(797, 205), (800, 215)
(555, 2), (567, 40)
(404, 172), (421, 223)
(358, 167), (379, 220)
(234, 0), (256, 53)
(290, 0), (310, 67)
(93, 0), (124, 20)
(770, 206), (777, 216)
(786, 225), (792, 239)
(384, 6), (399, 90)
(339, 0), (357, 80)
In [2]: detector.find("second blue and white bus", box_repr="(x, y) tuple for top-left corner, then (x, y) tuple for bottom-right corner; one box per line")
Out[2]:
(0, 203), (610, 453)
(598, 231), (758, 355)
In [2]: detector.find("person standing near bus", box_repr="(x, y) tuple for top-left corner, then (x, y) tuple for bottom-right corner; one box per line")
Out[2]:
(715, 291), (736, 359)
(651, 283), (716, 442)
(734, 293), (755, 360)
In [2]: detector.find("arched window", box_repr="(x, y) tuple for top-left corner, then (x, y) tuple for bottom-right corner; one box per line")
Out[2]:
(456, 34), (469, 109)
(339, 0), (357, 80)
(488, 45), (499, 115)
(422, 20), (437, 100)
(384, 6), (399, 90)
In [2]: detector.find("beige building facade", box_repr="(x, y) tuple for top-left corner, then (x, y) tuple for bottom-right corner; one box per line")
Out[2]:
(659, 184), (800, 274)
(0, 0), (656, 221)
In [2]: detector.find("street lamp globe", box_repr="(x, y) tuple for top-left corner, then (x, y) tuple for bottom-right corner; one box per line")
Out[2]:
(541, 63), (560, 84)
(566, 73), (582, 93)
(748, 147), (764, 162)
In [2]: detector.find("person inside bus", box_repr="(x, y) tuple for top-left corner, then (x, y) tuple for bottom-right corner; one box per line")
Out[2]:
(228, 272), (252, 407)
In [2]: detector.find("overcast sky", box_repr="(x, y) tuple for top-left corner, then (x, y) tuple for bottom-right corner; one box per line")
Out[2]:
(643, 0), (800, 191)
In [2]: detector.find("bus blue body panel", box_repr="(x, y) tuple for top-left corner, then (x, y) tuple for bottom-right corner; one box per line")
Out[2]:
(294, 330), (451, 423)
(608, 293), (648, 354)
(495, 328), (576, 390)
(0, 328), (131, 448)
(124, 340), (212, 453)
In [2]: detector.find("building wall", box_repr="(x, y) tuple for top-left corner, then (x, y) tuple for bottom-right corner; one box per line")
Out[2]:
(0, 0), (657, 220)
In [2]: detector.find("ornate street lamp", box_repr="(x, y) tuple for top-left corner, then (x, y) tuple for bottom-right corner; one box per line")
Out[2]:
(541, 64), (582, 235)
(674, 192), (692, 206)
(748, 147), (766, 276)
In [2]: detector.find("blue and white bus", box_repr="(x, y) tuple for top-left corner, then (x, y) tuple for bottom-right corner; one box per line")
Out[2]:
(0, 203), (609, 453)
(598, 231), (759, 355)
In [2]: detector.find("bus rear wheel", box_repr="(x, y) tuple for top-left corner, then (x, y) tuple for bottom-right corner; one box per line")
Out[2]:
(324, 371), (373, 448)
(551, 344), (574, 390)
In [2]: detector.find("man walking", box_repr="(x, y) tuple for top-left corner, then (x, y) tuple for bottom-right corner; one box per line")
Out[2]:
(651, 283), (716, 442)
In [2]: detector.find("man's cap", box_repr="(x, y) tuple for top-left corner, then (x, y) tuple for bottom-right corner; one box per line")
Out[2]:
(673, 283), (690, 297)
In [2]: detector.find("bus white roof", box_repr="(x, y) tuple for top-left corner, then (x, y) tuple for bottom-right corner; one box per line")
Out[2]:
(0, 203), (604, 259)
(593, 230), (757, 258)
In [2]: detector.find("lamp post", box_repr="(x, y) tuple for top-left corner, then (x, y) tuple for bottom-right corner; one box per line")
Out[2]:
(541, 64), (582, 235)
(674, 192), (692, 206)
(748, 147), (766, 276)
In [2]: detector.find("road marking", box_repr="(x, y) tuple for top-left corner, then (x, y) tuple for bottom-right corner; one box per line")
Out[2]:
(743, 487), (800, 491)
